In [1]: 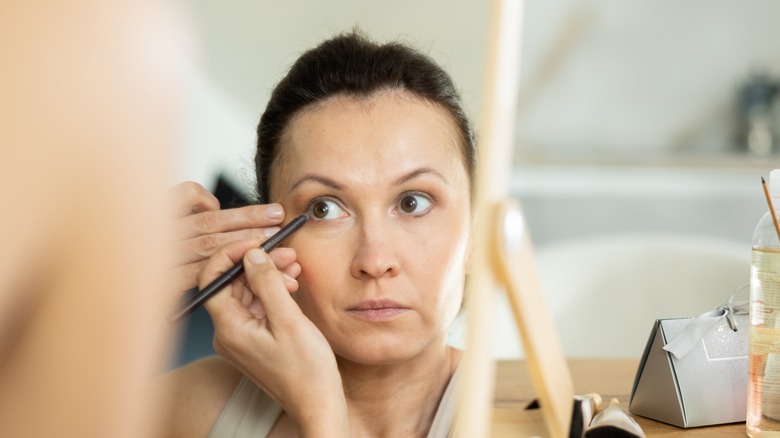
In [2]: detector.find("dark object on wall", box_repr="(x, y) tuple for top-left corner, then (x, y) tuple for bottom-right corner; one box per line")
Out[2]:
(737, 70), (780, 157)
(213, 174), (253, 209)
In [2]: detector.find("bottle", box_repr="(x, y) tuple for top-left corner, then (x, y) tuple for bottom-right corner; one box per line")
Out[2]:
(748, 169), (780, 437)
(738, 70), (779, 157)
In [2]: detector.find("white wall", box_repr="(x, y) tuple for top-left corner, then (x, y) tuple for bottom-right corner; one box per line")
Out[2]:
(517, 0), (780, 156)
(181, 0), (780, 189)
(178, 0), (488, 191)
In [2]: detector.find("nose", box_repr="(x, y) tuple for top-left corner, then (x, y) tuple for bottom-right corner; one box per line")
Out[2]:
(350, 216), (400, 280)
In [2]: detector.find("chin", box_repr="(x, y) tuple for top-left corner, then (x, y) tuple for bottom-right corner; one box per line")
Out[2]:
(332, 331), (444, 366)
(339, 352), (411, 366)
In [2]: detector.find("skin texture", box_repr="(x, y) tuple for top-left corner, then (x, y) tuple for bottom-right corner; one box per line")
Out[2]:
(157, 89), (471, 437)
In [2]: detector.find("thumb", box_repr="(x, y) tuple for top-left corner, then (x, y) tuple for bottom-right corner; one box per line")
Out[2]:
(243, 248), (301, 327)
(200, 238), (260, 326)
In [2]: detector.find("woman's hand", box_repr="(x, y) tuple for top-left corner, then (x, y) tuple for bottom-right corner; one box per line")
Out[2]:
(167, 181), (285, 296)
(200, 240), (349, 437)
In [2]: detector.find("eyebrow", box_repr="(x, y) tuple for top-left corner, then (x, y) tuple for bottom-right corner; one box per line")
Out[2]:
(393, 167), (448, 186)
(290, 174), (344, 192)
(289, 167), (448, 192)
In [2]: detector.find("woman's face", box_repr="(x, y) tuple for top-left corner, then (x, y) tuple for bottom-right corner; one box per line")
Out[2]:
(270, 90), (471, 365)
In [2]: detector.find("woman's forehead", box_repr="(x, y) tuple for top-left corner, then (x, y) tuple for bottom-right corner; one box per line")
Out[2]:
(272, 91), (467, 191)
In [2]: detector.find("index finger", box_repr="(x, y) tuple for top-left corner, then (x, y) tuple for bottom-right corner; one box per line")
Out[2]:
(172, 203), (285, 241)
(167, 181), (220, 219)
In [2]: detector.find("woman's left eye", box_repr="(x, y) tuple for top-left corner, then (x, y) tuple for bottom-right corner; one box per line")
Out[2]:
(397, 193), (433, 216)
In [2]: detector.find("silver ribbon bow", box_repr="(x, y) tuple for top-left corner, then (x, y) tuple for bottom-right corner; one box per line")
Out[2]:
(662, 284), (749, 360)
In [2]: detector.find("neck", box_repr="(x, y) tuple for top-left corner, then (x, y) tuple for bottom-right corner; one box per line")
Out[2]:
(336, 342), (460, 437)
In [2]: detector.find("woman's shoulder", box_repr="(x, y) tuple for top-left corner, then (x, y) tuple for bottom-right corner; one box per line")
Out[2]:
(151, 355), (243, 437)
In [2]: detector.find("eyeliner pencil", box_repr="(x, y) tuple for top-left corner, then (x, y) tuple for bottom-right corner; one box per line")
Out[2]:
(170, 213), (309, 322)
(762, 177), (780, 241)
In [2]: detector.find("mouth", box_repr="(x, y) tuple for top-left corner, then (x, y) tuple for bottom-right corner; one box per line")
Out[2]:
(346, 299), (411, 321)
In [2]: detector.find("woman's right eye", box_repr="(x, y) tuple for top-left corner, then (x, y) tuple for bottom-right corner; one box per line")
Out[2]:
(307, 198), (347, 221)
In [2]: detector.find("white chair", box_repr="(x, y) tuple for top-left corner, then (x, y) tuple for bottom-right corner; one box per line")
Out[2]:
(537, 233), (750, 357)
(448, 233), (750, 358)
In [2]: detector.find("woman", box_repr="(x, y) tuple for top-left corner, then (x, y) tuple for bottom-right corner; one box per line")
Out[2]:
(157, 31), (476, 437)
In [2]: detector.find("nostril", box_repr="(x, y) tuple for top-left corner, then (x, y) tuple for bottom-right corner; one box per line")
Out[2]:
(351, 250), (400, 279)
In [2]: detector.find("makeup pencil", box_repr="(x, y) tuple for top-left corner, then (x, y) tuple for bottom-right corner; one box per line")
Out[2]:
(170, 213), (309, 322)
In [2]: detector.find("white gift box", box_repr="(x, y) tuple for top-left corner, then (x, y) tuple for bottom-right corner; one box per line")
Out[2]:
(629, 303), (748, 428)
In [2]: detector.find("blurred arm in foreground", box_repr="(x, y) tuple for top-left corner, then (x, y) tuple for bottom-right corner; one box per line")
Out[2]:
(0, 1), (188, 436)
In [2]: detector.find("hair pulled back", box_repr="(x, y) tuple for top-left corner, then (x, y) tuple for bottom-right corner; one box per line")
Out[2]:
(255, 30), (475, 203)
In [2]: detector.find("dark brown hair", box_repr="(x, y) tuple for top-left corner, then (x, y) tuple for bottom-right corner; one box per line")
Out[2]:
(254, 30), (476, 203)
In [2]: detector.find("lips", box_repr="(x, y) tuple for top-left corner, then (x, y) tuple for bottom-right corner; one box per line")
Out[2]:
(347, 299), (410, 321)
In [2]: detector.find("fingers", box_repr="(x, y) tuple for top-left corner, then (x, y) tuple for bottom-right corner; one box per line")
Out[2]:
(199, 239), (300, 327)
(169, 257), (287, 297)
(169, 259), (209, 294)
(268, 248), (301, 276)
(175, 243), (299, 299)
(165, 183), (286, 297)
(196, 238), (261, 294)
(247, 296), (268, 320)
(269, 248), (301, 293)
(198, 237), (301, 332)
(243, 249), (302, 326)
(171, 203), (285, 241)
(171, 227), (280, 266)
(167, 181), (220, 219)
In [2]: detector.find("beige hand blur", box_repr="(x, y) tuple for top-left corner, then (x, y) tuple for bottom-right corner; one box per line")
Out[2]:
(167, 181), (289, 295)
(199, 240), (349, 437)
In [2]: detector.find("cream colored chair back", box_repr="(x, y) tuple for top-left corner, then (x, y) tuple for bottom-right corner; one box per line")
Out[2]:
(447, 234), (750, 358)
(534, 234), (750, 358)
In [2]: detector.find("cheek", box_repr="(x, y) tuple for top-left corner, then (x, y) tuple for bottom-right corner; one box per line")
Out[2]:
(428, 211), (470, 263)
(414, 221), (469, 304)
(293, 243), (343, 309)
(435, 248), (468, 330)
(433, 242), (468, 305)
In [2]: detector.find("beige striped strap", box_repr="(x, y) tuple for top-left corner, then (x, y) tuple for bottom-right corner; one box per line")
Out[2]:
(208, 377), (282, 438)
(428, 363), (461, 438)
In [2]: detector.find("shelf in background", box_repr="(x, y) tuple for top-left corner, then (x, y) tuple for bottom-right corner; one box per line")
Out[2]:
(514, 150), (780, 171)
(510, 152), (778, 200)
(506, 153), (768, 247)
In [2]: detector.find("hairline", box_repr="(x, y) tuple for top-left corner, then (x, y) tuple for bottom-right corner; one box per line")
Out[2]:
(266, 88), (472, 203)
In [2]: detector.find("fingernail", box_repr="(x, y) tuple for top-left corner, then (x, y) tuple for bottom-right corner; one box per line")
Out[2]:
(264, 227), (280, 238)
(265, 204), (284, 219)
(247, 249), (267, 264)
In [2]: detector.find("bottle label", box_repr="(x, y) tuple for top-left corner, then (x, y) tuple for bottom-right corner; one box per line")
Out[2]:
(748, 248), (780, 433)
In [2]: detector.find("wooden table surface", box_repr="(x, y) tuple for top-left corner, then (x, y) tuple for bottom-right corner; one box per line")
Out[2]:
(494, 359), (746, 437)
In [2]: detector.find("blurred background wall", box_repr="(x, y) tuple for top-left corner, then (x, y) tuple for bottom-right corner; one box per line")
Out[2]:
(175, 0), (780, 362)
(177, 0), (487, 191)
